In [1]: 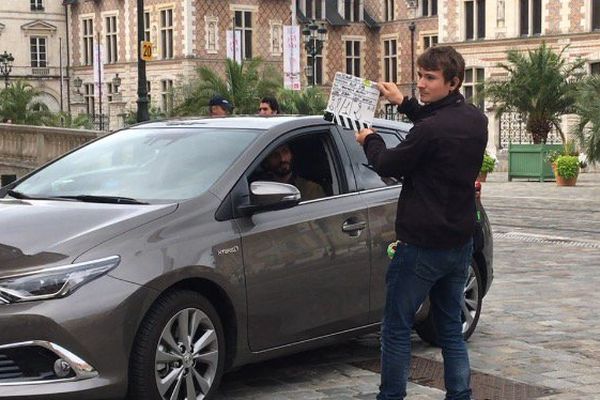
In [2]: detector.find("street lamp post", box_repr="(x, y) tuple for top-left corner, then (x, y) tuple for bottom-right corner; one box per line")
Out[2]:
(136, 0), (149, 122)
(408, 22), (416, 97)
(0, 51), (15, 89)
(302, 20), (327, 86)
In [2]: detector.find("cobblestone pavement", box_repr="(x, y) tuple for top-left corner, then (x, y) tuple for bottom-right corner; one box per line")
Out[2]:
(214, 172), (600, 400)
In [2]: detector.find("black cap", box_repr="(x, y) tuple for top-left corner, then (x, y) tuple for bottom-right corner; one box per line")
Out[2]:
(209, 95), (233, 111)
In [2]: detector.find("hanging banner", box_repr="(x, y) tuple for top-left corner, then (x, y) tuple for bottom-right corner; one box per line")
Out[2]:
(283, 25), (301, 91)
(93, 43), (104, 89)
(226, 30), (242, 64)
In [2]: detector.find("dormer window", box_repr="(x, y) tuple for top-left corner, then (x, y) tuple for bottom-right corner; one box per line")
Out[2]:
(344, 0), (362, 22)
(31, 0), (44, 11)
(303, 0), (324, 20)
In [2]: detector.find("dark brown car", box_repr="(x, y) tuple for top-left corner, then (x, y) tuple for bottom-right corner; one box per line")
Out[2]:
(0, 116), (493, 400)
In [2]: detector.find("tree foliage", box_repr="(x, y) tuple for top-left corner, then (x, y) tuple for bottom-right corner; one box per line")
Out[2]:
(278, 86), (328, 115)
(0, 80), (53, 125)
(572, 74), (600, 165)
(483, 43), (585, 144)
(174, 59), (282, 116)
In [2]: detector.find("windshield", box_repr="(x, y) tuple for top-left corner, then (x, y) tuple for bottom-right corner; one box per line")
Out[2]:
(12, 127), (260, 202)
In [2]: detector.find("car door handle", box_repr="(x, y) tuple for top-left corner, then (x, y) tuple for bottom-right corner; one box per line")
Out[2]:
(342, 220), (366, 233)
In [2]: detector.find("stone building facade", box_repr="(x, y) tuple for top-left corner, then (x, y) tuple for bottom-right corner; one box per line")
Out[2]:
(439, 0), (600, 153)
(0, 0), (70, 113)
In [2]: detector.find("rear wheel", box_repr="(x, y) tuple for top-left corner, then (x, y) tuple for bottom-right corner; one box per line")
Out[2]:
(129, 290), (225, 400)
(415, 260), (483, 346)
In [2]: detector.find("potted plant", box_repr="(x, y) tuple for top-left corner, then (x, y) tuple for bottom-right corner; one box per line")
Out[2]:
(479, 152), (496, 182)
(554, 155), (579, 186)
(483, 43), (584, 182)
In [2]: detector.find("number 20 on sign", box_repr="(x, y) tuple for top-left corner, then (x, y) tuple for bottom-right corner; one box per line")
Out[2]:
(140, 41), (153, 61)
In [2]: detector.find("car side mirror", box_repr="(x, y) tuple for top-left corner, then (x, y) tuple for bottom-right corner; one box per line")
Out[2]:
(237, 181), (301, 216)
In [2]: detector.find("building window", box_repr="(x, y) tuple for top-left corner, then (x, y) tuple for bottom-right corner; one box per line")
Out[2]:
(304, 0), (324, 20)
(465, 0), (486, 40)
(385, 0), (395, 21)
(205, 17), (218, 53)
(520, 0), (542, 36)
(107, 82), (114, 102)
(306, 50), (323, 85)
(144, 12), (151, 42)
(234, 10), (253, 59)
(593, 0), (600, 30)
(271, 23), (283, 55)
(30, 37), (47, 67)
(421, 0), (438, 16)
(30, 0), (44, 11)
(423, 34), (438, 49)
(383, 39), (397, 82)
(84, 83), (95, 115)
(344, 0), (361, 22)
(463, 67), (485, 109)
(105, 16), (118, 64)
(161, 79), (173, 113)
(82, 18), (94, 66)
(591, 62), (600, 75)
(345, 40), (361, 77)
(160, 9), (174, 59)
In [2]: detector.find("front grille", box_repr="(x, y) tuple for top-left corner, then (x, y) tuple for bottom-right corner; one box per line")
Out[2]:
(0, 354), (23, 381)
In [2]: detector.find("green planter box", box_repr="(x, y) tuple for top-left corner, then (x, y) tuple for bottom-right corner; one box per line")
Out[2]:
(508, 143), (563, 182)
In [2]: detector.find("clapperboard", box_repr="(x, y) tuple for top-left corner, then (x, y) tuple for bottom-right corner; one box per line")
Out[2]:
(324, 72), (380, 131)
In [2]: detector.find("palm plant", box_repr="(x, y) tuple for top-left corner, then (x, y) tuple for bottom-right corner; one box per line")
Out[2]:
(174, 59), (282, 116)
(484, 43), (585, 144)
(572, 74), (600, 165)
(0, 80), (53, 125)
(278, 86), (327, 115)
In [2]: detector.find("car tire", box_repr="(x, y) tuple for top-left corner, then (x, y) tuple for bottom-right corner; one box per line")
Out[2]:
(129, 290), (225, 400)
(415, 259), (483, 346)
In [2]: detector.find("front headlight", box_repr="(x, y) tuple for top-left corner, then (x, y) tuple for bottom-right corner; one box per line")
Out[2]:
(0, 256), (120, 304)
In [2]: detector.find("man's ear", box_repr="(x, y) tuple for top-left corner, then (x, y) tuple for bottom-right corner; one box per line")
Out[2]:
(448, 77), (459, 89)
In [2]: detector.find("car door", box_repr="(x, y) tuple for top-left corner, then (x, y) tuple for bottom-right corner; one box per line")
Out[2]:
(235, 126), (371, 351)
(336, 125), (405, 323)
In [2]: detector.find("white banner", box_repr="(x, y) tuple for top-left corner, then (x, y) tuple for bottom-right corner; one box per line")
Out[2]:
(283, 25), (301, 91)
(93, 43), (104, 90)
(226, 30), (242, 64)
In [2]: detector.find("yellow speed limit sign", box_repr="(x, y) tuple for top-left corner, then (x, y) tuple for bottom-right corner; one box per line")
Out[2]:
(141, 41), (153, 61)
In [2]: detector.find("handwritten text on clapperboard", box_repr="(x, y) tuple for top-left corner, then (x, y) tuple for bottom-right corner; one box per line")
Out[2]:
(325, 72), (380, 130)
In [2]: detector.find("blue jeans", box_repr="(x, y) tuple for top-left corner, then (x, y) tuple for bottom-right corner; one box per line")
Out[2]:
(377, 239), (473, 400)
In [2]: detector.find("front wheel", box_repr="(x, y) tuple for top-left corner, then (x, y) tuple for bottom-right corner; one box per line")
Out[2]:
(129, 290), (225, 400)
(415, 260), (483, 346)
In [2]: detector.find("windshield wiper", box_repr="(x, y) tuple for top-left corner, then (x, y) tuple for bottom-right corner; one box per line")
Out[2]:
(55, 195), (149, 205)
(7, 190), (30, 199)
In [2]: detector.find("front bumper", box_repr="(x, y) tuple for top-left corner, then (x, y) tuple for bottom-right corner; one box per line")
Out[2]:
(0, 275), (157, 399)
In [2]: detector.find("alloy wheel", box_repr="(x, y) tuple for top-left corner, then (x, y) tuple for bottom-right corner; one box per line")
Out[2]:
(155, 308), (219, 400)
(462, 264), (480, 334)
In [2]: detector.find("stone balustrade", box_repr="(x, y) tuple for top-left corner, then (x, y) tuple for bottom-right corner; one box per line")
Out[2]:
(0, 123), (103, 179)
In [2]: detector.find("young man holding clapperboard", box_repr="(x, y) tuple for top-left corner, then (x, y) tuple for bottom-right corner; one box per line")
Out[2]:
(355, 46), (488, 400)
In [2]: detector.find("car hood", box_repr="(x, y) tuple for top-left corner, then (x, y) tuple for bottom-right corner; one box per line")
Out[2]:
(0, 198), (177, 277)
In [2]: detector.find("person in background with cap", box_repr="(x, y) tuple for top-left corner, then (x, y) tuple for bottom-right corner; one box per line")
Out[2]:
(208, 95), (233, 116)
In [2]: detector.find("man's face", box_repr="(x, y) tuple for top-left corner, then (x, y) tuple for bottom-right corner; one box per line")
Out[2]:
(210, 105), (228, 116)
(264, 144), (293, 178)
(258, 102), (276, 115)
(416, 67), (456, 104)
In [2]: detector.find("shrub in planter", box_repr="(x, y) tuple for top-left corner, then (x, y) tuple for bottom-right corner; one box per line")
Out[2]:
(555, 155), (579, 186)
(479, 153), (496, 182)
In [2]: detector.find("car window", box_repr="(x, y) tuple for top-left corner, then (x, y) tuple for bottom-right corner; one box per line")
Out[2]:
(14, 127), (260, 202)
(338, 126), (403, 190)
(249, 130), (344, 202)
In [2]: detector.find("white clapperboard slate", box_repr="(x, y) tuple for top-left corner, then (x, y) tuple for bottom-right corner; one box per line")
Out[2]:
(324, 72), (380, 131)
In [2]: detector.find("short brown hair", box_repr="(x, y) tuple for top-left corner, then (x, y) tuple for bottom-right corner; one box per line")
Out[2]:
(416, 46), (466, 91)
